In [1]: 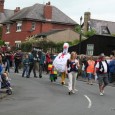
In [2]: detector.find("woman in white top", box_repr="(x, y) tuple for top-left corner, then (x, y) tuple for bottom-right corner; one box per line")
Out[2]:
(66, 52), (80, 95)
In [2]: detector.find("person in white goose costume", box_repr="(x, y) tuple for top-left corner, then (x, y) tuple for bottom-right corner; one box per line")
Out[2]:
(53, 43), (70, 85)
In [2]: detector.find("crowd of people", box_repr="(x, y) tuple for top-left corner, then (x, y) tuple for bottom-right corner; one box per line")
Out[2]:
(0, 44), (115, 96)
(81, 53), (115, 95)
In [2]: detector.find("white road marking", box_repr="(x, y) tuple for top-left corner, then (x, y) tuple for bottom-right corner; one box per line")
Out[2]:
(84, 95), (92, 108)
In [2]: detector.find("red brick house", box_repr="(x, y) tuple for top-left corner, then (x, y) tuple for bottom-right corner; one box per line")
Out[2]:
(0, 1), (77, 47)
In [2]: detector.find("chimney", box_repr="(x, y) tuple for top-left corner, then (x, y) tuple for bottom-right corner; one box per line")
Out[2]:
(14, 7), (20, 14)
(0, 0), (4, 13)
(83, 12), (91, 33)
(44, 1), (52, 20)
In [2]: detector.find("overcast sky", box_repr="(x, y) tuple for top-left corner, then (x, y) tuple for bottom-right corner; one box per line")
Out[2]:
(4, 0), (115, 23)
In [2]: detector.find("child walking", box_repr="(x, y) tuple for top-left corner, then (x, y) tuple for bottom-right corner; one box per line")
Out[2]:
(22, 54), (29, 78)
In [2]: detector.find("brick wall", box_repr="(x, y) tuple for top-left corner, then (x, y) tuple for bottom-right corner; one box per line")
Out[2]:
(2, 21), (42, 46)
(2, 20), (75, 46)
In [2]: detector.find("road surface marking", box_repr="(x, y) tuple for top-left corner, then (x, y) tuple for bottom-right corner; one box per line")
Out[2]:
(84, 95), (92, 108)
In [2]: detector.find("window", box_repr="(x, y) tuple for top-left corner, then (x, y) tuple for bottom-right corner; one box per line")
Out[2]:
(6, 24), (10, 34)
(15, 41), (21, 48)
(86, 44), (94, 56)
(16, 21), (22, 32)
(101, 26), (110, 35)
(31, 22), (36, 30)
(5, 42), (10, 47)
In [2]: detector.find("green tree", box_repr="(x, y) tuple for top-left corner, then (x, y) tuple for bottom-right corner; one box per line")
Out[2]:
(0, 40), (4, 46)
(111, 34), (115, 37)
(21, 42), (32, 52)
(75, 25), (96, 38)
(75, 25), (82, 34)
(84, 28), (96, 37)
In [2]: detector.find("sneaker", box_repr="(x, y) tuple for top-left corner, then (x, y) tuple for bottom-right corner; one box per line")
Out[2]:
(75, 89), (78, 91)
(72, 90), (75, 94)
(100, 92), (103, 96)
(9, 87), (12, 90)
(39, 75), (42, 78)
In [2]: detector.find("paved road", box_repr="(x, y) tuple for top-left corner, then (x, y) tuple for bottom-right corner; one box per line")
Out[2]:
(0, 70), (115, 115)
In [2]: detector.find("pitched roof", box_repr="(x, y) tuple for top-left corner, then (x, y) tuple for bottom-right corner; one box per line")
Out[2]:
(36, 29), (64, 37)
(0, 9), (14, 23)
(89, 19), (115, 35)
(2, 3), (77, 25)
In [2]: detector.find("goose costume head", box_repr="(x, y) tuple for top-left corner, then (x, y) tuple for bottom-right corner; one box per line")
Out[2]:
(63, 43), (69, 54)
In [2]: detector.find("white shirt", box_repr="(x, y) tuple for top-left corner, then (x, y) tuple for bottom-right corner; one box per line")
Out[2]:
(95, 61), (108, 73)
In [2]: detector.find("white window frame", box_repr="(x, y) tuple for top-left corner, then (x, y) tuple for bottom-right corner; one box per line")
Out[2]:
(16, 21), (22, 32)
(5, 42), (10, 47)
(6, 24), (10, 34)
(15, 41), (21, 48)
(31, 22), (36, 30)
(86, 44), (94, 56)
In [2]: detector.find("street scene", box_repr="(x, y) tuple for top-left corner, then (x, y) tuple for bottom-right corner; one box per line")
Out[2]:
(0, 0), (115, 115)
(0, 69), (115, 115)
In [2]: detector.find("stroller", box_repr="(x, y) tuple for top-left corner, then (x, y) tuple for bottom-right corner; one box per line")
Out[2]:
(1, 72), (12, 95)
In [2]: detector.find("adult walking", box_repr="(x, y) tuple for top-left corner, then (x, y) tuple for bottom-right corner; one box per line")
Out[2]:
(45, 52), (51, 74)
(109, 55), (115, 83)
(66, 52), (80, 95)
(4, 51), (11, 73)
(39, 51), (46, 78)
(0, 54), (3, 89)
(86, 56), (95, 85)
(81, 55), (88, 79)
(95, 53), (109, 96)
(14, 50), (22, 73)
(28, 49), (40, 78)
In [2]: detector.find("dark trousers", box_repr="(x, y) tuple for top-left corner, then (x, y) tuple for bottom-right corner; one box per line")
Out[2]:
(46, 62), (50, 73)
(39, 64), (43, 77)
(28, 64), (34, 77)
(15, 62), (20, 73)
(28, 62), (38, 77)
(5, 60), (10, 72)
(109, 73), (115, 83)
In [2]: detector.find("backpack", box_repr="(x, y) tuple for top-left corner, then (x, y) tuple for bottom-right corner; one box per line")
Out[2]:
(98, 60), (109, 74)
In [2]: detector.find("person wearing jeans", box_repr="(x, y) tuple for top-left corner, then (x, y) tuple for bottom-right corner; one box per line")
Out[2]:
(22, 54), (29, 78)
(86, 56), (95, 85)
(66, 52), (79, 95)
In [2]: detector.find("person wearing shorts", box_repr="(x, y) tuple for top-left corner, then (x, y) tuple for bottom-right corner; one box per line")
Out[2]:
(95, 53), (109, 96)
(97, 73), (109, 88)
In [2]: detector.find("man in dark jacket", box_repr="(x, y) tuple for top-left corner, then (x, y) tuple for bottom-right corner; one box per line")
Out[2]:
(14, 50), (22, 73)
